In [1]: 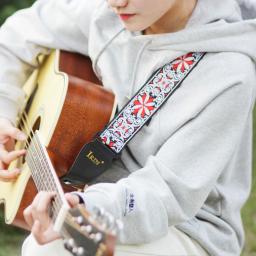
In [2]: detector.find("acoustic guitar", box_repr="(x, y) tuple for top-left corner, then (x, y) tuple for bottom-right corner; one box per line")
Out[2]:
(0, 50), (176, 256)
(0, 49), (116, 227)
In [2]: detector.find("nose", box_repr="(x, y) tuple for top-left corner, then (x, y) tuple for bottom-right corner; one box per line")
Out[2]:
(108, 0), (128, 8)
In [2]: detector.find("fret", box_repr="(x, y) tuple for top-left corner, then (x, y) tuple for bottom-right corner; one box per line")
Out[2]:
(26, 131), (70, 231)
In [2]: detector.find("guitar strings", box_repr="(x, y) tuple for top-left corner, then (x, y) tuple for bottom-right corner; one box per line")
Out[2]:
(21, 117), (56, 193)
(19, 114), (79, 240)
(19, 114), (51, 192)
(19, 113), (59, 194)
(19, 113), (64, 220)
(18, 113), (105, 249)
(19, 113), (87, 237)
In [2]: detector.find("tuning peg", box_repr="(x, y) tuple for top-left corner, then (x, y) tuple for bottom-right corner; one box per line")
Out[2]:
(80, 224), (93, 234)
(71, 246), (85, 256)
(96, 212), (114, 231)
(92, 207), (114, 229)
(89, 232), (103, 244)
(77, 247), (85, 256)
(106, 212), (114, 224)
(110, 219), (124, 236)
(76, 216), (84, 225)
(92, 206), (106, 220)
(72, 247), (78, 255)
(63, 238), (75, 251)
(94, 232), (103, 243)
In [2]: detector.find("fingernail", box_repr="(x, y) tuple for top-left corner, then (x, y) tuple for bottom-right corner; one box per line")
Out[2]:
(17, 133), (27, 140)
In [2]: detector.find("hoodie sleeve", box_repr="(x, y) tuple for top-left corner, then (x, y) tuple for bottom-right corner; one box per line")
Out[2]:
(75, 78), (254, 244)
(0, 0), (102, 124)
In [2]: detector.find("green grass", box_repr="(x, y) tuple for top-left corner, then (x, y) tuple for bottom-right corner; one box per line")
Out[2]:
(242, 176), (256, 256)
(0, 208), (28, 256)
(241, 107), (256, 256)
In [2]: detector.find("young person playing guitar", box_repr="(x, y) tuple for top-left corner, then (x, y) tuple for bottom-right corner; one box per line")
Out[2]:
(0, 0), (255, 255)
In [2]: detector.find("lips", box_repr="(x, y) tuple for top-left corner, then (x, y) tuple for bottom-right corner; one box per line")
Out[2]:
(119, 14), (136, 21)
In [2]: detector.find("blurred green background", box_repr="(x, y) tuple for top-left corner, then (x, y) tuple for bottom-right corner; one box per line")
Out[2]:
(0, 0), (34, 24)
(0, 1), (255, 256)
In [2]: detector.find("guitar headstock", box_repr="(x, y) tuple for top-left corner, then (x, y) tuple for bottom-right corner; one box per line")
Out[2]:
(62, 205), (123, 256)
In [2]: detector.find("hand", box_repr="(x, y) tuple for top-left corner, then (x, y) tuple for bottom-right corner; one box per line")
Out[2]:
(23, 191), (81, 245)
(0, 118), (26, 182)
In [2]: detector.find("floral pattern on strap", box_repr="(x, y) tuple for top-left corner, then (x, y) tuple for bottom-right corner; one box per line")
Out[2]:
(99, 52), (205, 154)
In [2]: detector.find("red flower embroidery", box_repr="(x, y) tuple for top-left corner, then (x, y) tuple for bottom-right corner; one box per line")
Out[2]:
(133, 93), (155, 118)
(172, 53), (194, 73)
(102, 136), (115, 147)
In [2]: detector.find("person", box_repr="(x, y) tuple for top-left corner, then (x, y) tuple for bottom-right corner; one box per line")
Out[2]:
(0, 0), (255, 255)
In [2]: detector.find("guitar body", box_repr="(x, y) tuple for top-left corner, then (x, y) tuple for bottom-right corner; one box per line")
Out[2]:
(0, 50), (116, 229)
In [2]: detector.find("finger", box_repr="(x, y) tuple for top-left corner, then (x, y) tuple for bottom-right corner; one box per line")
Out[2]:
(0, 145), (7, 169)
(31, 220), (45, 245)
(0, 135), (10, 145)
(31, 192), (56, 229)
(0, 160), (5, 169)
(65, 193), (80, 208)
(23, 205), (34, 229)
(0, 123), (26, 140)
(0, 169), (21, 182)
(30, 192), (46, 217)
(8, 127), (27, 141)
(31, 191), (56, 211)
(0, 148), (26, 165)
(0, 137), (24, 155)
(32, 220), (60, 245)
(5, 138), (15, 152)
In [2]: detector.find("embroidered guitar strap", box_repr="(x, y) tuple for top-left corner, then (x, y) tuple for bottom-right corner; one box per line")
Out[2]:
(62, 52), (205, 185)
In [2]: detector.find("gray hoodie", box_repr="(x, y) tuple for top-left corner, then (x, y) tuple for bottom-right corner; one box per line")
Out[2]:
(237, 0), (256, 19)
(0, 0), (256, 255)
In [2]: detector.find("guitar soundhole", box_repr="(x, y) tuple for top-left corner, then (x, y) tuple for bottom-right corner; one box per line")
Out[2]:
(21, 116), (41, 165)
(25, 83), (39, 114)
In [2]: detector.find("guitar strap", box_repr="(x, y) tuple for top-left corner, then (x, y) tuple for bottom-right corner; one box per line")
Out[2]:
(62, 52), (206, 185)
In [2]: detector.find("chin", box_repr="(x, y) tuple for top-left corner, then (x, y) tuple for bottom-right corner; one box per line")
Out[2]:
(123, 23), (147, 33)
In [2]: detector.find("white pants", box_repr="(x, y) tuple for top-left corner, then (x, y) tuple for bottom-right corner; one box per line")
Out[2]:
(21, 226), (209, 256)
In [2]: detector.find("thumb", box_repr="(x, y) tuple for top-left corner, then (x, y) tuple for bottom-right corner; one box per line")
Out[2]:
(65, 193), (80, 208)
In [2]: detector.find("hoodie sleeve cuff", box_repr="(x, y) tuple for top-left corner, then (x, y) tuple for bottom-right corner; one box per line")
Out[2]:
(71, 191), (86, 205)
(71, 188), (113, 214)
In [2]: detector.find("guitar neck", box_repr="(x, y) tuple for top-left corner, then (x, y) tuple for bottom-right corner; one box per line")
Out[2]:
(25, 131), (117, 256)
(25, 130), (70, 232)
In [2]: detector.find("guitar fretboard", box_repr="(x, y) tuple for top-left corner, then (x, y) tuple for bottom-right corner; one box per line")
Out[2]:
(25, 131), (70, 231)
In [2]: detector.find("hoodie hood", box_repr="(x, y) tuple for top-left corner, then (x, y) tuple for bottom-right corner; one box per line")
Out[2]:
(132, 0), (256, 64)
